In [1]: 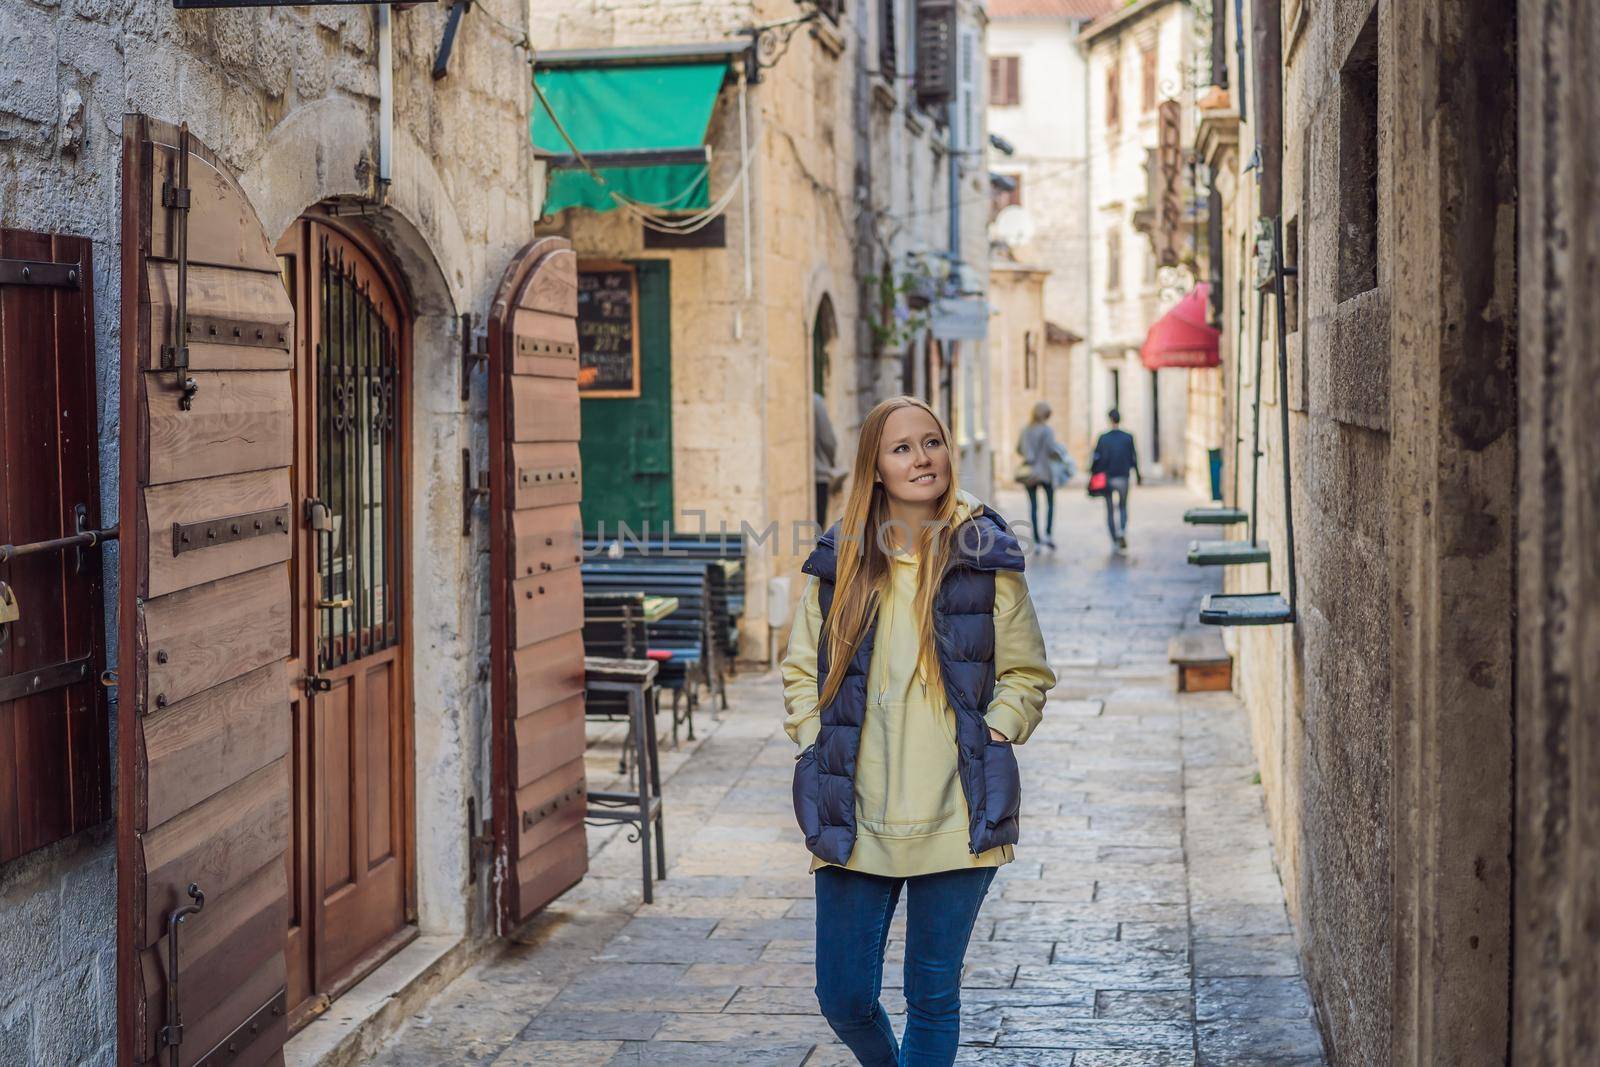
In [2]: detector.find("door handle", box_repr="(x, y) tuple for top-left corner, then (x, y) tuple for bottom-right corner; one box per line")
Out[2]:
(317, 597), (353, 611)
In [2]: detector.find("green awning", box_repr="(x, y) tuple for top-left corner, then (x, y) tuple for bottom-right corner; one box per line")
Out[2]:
(532, 61), (728, 216)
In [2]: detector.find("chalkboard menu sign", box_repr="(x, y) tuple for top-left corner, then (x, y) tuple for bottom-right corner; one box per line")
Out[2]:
(576, 261), (640, 397)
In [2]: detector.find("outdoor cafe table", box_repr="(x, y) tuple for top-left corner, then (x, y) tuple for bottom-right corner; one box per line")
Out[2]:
(642, 595), (679, 623)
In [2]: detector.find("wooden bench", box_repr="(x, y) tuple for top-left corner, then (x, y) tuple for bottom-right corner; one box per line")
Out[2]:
(583, 656), (667, 903)
(1168, 626), (1233, 692)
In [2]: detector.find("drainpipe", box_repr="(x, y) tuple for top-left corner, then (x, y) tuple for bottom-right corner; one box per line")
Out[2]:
(378, 6), (394, 188)
(1080, 21), (1094, 458)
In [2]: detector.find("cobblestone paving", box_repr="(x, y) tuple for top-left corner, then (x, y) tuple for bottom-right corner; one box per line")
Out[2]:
(371, 484), (1328, 1066)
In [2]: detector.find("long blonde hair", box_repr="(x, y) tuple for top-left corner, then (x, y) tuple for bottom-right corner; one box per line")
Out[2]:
(818, 396), (962, 711)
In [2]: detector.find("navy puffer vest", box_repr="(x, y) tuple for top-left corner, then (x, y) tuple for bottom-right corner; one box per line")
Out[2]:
(791, 506), (1027, 865)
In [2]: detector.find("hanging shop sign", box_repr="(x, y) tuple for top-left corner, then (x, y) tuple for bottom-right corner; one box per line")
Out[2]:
(929, 296), (991, 341)
(576, 262), (641, 397)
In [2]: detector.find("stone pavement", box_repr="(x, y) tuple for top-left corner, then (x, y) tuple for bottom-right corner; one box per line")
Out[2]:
(369, 484), (1327, 1066)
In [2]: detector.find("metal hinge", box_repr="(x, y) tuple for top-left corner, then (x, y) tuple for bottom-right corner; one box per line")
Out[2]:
(522, 784), (585, 832)
(0, 258), (81, 289)
(302, 675), (332, 698)
(467, 795), (494, 886)
(462, 448), (489, 536)
(172, 505), (290, 557)
(460, 311), (488, 401)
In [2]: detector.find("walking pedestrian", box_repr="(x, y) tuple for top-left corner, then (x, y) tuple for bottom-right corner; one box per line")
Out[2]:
(1090, 408), (1142, 550)
(1015, 401), (1071, 550)
(782, 395), (1056, 1066)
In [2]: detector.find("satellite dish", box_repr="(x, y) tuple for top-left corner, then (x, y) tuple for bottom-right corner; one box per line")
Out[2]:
(994, 205), (1036, 248)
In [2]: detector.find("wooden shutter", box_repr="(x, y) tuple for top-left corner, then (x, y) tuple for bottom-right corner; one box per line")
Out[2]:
(117, 116), (295, 1067)
(915, 0), (956, 108)
(0, 229), (109, 865)
(487, 237), (588, 931)
(989, 56), (1019, 107)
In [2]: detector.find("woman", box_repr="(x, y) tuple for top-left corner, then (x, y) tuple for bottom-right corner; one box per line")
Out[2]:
(783, 396), (1056, 1066)
(1016, 402), (1063, 549)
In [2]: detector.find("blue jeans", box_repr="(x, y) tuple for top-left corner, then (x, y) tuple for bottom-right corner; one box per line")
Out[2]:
(1025, 482), (1055, 541)
(1104, 476), (1130, 540)
(814, 865), (997, 1066)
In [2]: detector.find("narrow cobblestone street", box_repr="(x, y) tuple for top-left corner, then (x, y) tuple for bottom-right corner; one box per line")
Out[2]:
(369, 484), (1326, 1066)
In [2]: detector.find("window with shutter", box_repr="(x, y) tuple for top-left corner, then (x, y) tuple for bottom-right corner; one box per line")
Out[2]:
(879, 0), (898, 78)
(488, 237), (589, 930)
(117, 115), (296, 1067)
(1106, 60), (1121, 127)
(0, 229), (109, 867)
(990, 56), (1020, 107)
(1141, 47), (1158, 112)
(914, 0), (956, 109)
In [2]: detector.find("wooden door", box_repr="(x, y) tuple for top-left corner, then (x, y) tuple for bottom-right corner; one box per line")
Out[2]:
(576, 260), (673, 532)
(276, 218), (413, 1014)
(117, 116), (295, 1067)
(488, 237), (589, 931)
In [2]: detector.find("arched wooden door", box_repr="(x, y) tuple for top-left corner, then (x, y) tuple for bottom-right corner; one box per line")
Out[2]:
(488, 238), (588, 931)
(275, 216), (414, 1018)
(118, 116), (295, 1067)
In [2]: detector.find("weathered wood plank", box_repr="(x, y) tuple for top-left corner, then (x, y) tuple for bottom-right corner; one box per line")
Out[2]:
(142, 468), (292, 598)
(511, 565), (584, 648)
(148, 143), (281, 274)
(510, 374), (581, 443)
(518, 246), (577, 315)
(146, 261), (292, 372)
(510, 445), (582, 512)
(510, 502), (582, 577)
(512, 631), (586, 715)
(143, 370), (293, 486)
(138, 756), (289, 946)
(514, 693), (586, 791)
(511, 308), (579, 379)
(141, 661), (288, 831)
(512, 824), (587, 920)
(143, 564), (291, 710)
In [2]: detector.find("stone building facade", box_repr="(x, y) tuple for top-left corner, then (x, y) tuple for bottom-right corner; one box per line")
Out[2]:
(0, 0), (544, 1061)
(1080, 0), (1203, 480)
(984, 0), (1113, 467)
(532, 0), (993, 650)
(1205, 0), (1597, 1062)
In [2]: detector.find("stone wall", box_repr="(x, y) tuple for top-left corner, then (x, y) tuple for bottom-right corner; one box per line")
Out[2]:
(1226, 0), (1519, 1061)
(1513, 1), (1599, 1062)
(0, 0), (539, 1057)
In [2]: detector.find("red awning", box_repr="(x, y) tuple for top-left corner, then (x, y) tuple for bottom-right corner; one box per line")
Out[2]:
(1140, 283), (1220, 370)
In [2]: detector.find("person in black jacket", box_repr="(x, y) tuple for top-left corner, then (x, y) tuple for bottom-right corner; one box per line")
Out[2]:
(1091, 409), (1142, 549)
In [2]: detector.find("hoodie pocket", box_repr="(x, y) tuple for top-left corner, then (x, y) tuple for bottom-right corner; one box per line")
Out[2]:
(792, 744), (822, 843)
(981, 739), (1022, 827)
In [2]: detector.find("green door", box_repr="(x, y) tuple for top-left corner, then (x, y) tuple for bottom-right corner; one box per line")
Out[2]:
(580, 260), (674, 533)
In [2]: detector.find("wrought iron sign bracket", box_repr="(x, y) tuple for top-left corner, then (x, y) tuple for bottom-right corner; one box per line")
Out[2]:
(460, 312), (488, 401)
(160, 883), (206, 1067)
(172, 505), (291, 556)
(462, 448), (489, 537)
(158, 123), (199, 412)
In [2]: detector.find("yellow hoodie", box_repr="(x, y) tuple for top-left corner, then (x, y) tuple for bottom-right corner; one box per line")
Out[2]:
(780, 491), (1056, 877)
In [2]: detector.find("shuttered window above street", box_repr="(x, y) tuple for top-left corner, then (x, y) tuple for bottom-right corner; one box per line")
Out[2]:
(990, 55), (1020, 106)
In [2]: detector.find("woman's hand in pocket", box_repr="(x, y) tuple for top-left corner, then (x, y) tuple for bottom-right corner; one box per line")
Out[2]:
(987, 727), (1010, 744)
